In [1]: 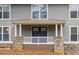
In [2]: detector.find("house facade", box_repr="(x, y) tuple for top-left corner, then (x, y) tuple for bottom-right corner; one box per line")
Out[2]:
(0, 4), (78, 53)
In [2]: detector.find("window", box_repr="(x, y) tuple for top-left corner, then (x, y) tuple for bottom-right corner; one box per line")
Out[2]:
(70, 4), (79, 19)
(41, 27), (47, 31)
(32, 27), (47, 36)
(3, 27), (9, 41)
(32, 27), (39, 31)
(0, 5), (10, 19)
(70, 27), (77, 41)
(70, 11), (77, 18)
(0, 27), (2, 41)
(0, 7), (2, 18)
(0, 26), (10, 42)
(32, 4), (48, 19)
(32, 27), (47, 43)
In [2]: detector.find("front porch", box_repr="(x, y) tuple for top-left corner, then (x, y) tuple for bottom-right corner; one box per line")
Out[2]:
(11, 19), (65, 54)
(14, 24), (63, 44)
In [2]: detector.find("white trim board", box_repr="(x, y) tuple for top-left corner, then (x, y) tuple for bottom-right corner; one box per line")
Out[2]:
(64, 42), (79, 44)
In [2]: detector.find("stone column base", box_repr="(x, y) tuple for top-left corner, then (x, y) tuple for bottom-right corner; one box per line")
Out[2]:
(13, 37), (23, 51)
(54, 36), (64, 55)
(13, 44), (23, 51)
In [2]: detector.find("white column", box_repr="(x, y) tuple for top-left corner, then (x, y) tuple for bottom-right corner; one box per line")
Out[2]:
(55, 24), (58, 37)
(60, 24), (63, 37)
(19, 24), (22, 37)
(15, 25), (17, 37)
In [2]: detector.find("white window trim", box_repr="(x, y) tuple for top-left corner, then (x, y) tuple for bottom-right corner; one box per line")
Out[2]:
(0, 26), (12, 43)
(69, 26), (78, 43)
(69, 4), (79, 20)
(31, 4), (48, 20)
(0, 4), (11, 20)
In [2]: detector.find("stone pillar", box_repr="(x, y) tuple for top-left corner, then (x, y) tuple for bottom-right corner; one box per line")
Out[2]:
(54, 36), (64, 55)
(13, 37), (23, 51)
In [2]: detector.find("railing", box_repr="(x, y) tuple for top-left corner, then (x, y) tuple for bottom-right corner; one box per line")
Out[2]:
(23, 36), (54, 44)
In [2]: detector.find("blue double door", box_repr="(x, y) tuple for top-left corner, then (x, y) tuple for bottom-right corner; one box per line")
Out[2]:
(32, 27), (47, 37)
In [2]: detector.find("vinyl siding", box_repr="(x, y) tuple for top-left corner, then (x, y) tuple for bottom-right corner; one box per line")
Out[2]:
(11, 4), (31, 20)
(48, 4), (69, 20)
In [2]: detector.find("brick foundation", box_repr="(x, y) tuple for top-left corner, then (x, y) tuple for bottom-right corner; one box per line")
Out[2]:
(0, 44), (54, 51)
(23, 44), (54, 51)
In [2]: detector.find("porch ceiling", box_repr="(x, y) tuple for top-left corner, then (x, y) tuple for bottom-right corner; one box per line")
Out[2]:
(11, 19), (65, 25)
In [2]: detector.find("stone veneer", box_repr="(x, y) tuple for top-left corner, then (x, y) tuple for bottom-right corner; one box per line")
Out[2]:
(13, 37), (23, 51)
(0, 44), (12, 48)
(64, 44), (79, 55)
(54, 36), (64, 55)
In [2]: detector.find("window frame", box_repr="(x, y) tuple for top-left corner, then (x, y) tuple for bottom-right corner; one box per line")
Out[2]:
(0, 26), (11, 43)
(32, 27), (47, 36)
(69, 26), (78, 43)
(0, 5), (11, 20)
(69, 4), (79, 20)
(31, 4), (48, 20)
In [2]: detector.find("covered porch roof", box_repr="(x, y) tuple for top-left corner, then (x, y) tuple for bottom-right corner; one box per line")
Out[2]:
(11, 19), (65, 25)
(14, 19), (64, 38)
